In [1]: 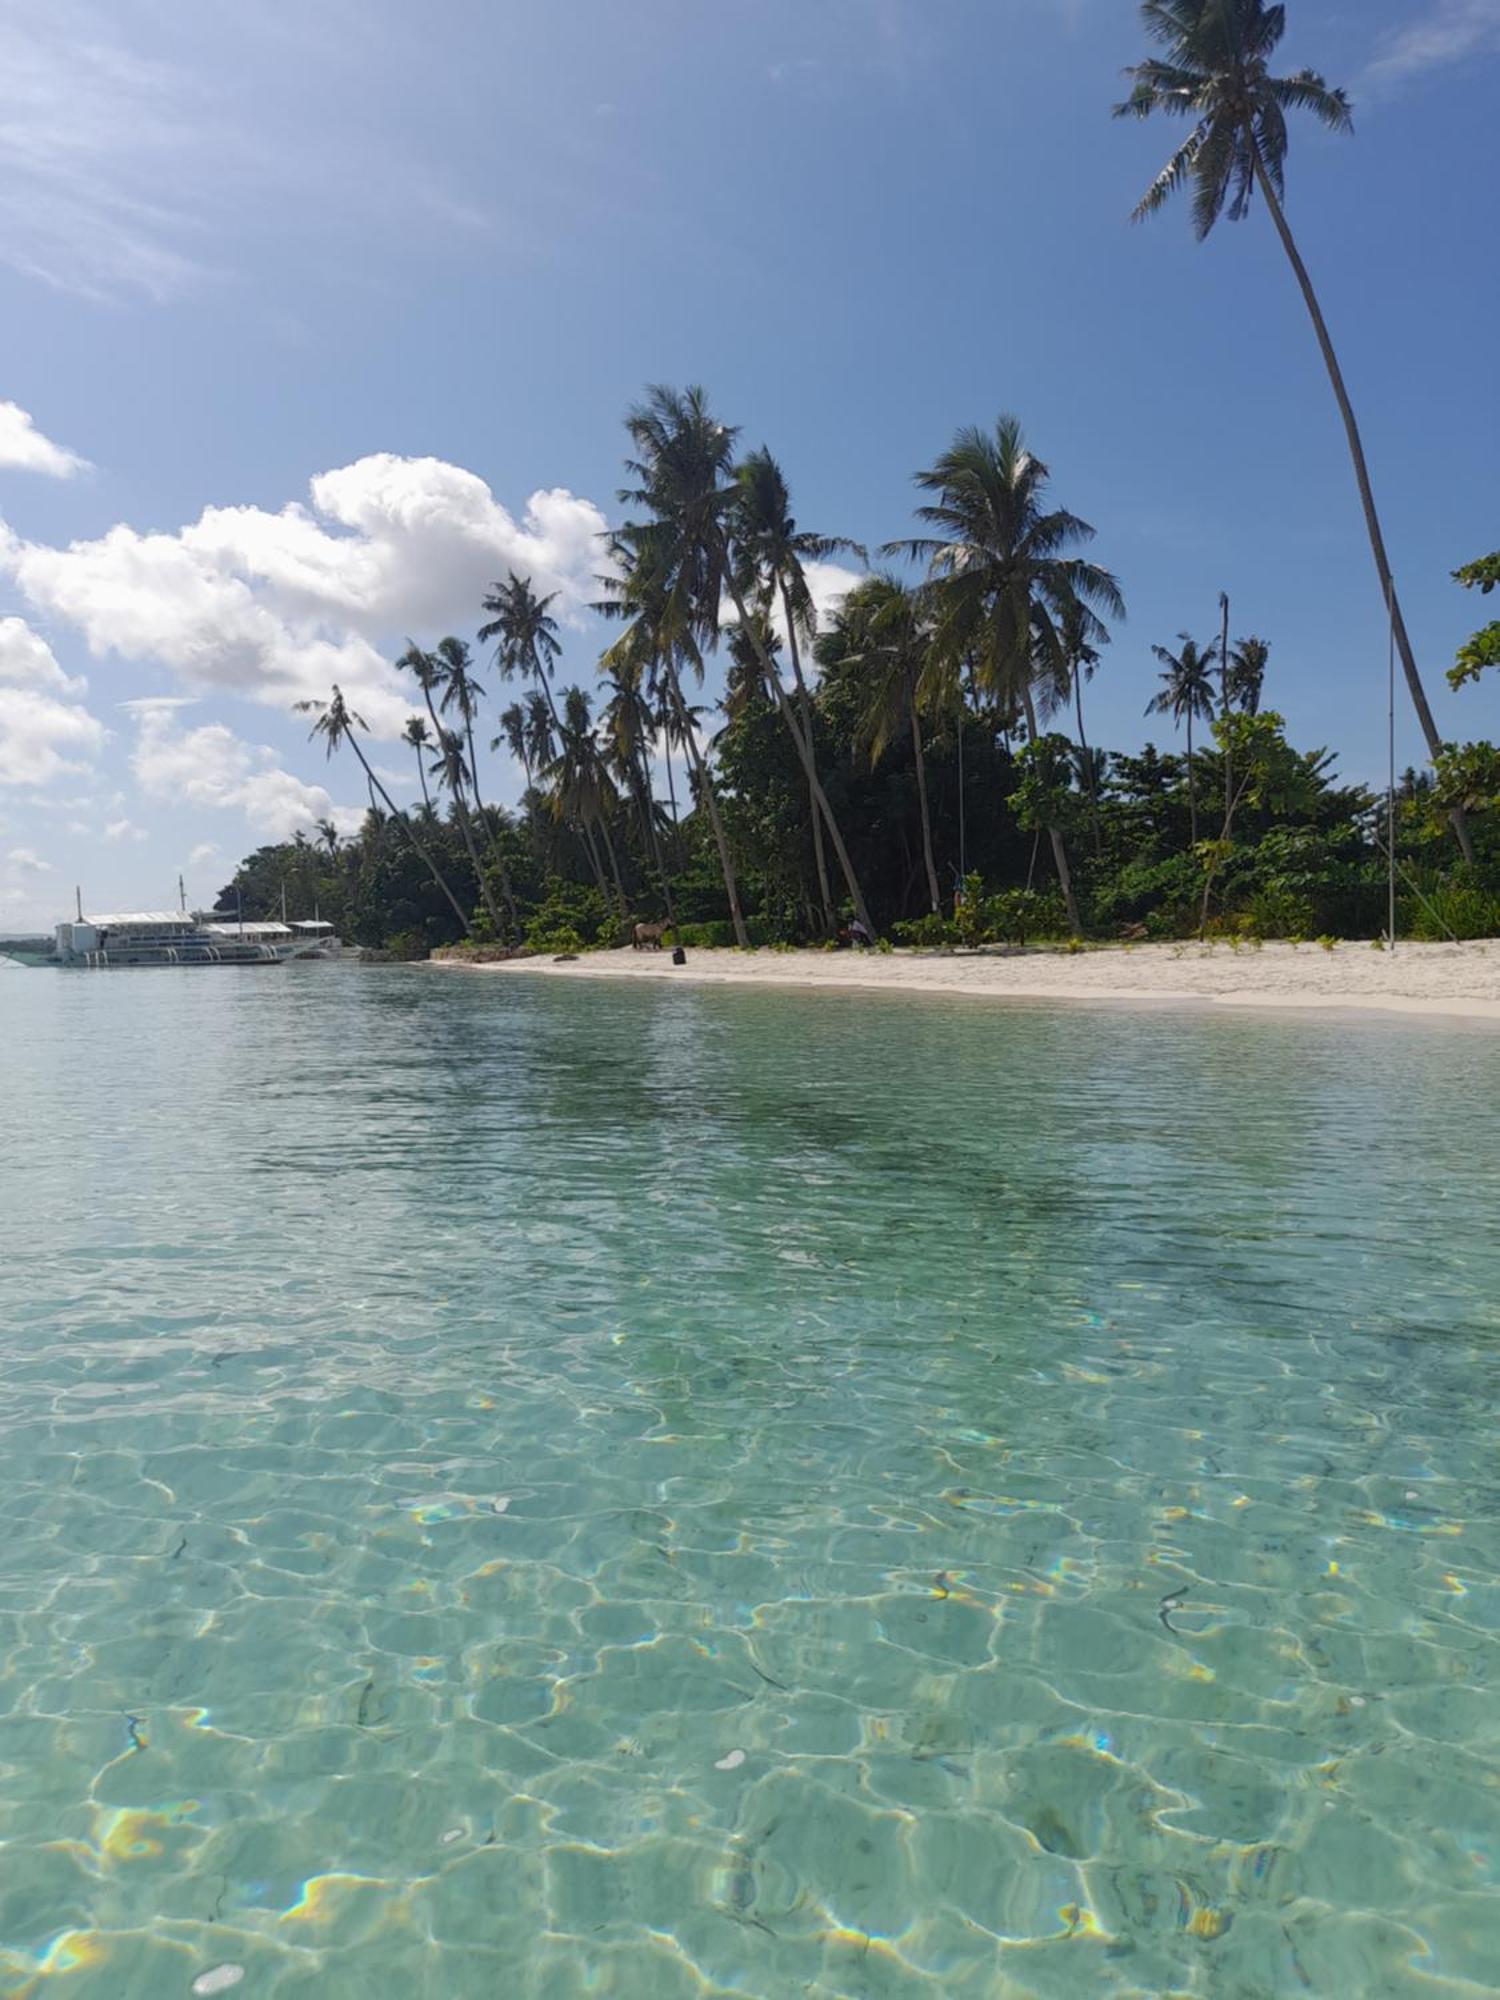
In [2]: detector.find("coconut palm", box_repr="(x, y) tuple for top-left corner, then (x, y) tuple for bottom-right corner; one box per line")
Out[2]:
(494, 702), (529, 788)
(734, 448), (867, 934)
(830, 576), (943, 914)
(888, 415), (1124, 935)
(1116, 0), (1471, 861)
(601, 662), (674, 917)
(599, 398), (751, 944)
(402, 715), (435, 812)
(399, 642), (509, 938)
(479, 574), (564, 731)
(608, 387), (875, 941)
(1146, 634), (1219, 846)
(1226, 634), (1269, 714)
(1058, 595), (1109, 857)
(435, 634), (518, 927)
(540, 687), (627, 918)
(297, 687), (473, 935)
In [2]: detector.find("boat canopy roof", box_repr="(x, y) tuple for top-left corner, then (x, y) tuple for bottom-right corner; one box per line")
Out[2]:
(86, 911), (195, 927)
(202, 922), (292, 938)
(290, 920), (334, 932)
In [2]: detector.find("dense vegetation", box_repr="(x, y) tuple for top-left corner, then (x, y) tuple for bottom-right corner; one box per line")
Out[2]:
(219, 2), (1499, 954)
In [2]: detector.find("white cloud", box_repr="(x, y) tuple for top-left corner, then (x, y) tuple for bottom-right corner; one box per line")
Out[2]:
(0, 614), (104, 786)
(104, 817), (147, 843)
(6, 846), (51, 872)
(0, 687), (105, 786)
(129, 704), (364, 842)
(0, 615), (86, 694)
(0, 401), (88, 478)
(1360, 0), (1500, 90)
(188, 841), (220, 865)
(3, 452), (611, 740)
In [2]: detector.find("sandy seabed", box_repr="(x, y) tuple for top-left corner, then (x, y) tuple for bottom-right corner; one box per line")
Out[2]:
(436, 939), (1500, 1023)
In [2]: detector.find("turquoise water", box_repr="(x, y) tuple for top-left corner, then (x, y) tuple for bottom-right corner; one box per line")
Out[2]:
(2, 965), (1499, 1998)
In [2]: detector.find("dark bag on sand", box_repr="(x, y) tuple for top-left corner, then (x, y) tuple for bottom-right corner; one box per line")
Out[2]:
(671, 946), (687, 966)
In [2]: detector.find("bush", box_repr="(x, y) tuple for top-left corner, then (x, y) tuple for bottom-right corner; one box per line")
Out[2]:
(1408, 882), (1500, 941)
(523, 882), (613, 951)
(526, 924), (585, 955)
(672, 920), (737, 948)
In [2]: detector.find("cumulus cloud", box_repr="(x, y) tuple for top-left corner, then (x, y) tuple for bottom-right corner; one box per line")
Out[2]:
(6, 845), (51, 872)
(104, 817), (147, 842)
(1360, 0), (1500, 91)
(129, 702), (364, 842)
(188, 841), (220, 865)
(0, 401), (89, 477)
(0, 616), (104, 784)
(3, 451), (611, 740)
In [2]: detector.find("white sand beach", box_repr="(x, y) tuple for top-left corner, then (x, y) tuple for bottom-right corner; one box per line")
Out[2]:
(439, 939), (1500, 1022)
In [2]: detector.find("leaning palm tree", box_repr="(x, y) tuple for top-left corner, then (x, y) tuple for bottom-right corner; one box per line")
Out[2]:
(541, 686), (628, 918)
(609, 387), (875, 941)
(734, 447), (868, 934)
(832, 576), (943, 914)
(1226, 634), (1270, 714)
(297, 687), (473, 936)
(494, 702), (530, 789)
(434, 634), (518, 927)
(599, 410), (750, 947)
(1146, 634), (1219, 846)
(399, 642), (509, 938)
(402, 715), (434, 811)
(601, 662), (675, 918)
(1116, 0), (1471, 861)
(479, 574), (564, 731)
(888, 415), (1124, 935)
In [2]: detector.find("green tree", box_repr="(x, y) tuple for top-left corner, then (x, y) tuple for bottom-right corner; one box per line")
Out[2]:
(830, 576), (943, 913)
(889, 415), (1124, 935)
(297, 687), (473, 936)
(734, 447), (867, 934)
(1146, 634), (1218, 847)
(1449, 553), (1500, 691)
(479, 574), (564, 732)
(435, 633), (519, 927)
(399, 641), (509, 939)
(1226, 634), (1270, 714)
(1116, 0), (1473, 862)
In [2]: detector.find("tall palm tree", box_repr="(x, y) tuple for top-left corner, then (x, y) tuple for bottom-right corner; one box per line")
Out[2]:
(541, 687), (628, 918)
(1146, 634), (1219, 846)
(601, 662), (674, 918)
(434, 634), (518, 927)
(1226, 634), (1270, 713)
(610, 387), (875, 941)
(888, 415), (1124, 935)
(734, 447), (867, 934)
(600, 396), (751, 945)
(402, 715), (434, 811)
(494, 702), (529, 789)
(831, 576), (943, 914)
(1116, 0), (1472, 862)
(297, 687), (473, 936)
(398, 642), (509, 938)
(479, 574), (564, 732)
(1058, 595), (1109, 857)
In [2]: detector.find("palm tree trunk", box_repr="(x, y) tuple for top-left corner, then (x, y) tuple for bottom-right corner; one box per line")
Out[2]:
(1021, 686), (1081, 937)
(1186, 708), (1198, 849)
(778, 584), (835, 934)
(1074, 674), (1102, 859)
(462, 716), (519, 929)
(415, 750), (433, 813)
(594, 805), (629, 922)
(1252, 155), (1473, 864)
(632, 745), (676, 922)
(670, 672), (748, 947)
(450, 781), (507, 939)
(731, 577), (876, 938)
(346, 734), (473, 936)
(909, 685), (941, 913)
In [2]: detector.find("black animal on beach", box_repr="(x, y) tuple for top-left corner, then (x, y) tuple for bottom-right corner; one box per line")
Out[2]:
(633, 921), (671, 950)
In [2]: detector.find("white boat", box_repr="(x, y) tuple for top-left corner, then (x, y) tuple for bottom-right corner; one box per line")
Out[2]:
(22, 910), (342, 969)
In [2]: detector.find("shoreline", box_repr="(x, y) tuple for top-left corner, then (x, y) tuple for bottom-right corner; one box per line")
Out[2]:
(431, 940), (1500, 1024)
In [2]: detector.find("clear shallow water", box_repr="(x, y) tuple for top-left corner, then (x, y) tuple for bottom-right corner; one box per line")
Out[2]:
(2, 965), (1499, 2000)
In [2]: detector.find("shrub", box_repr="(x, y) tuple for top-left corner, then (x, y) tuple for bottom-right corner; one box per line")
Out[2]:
(1408, 883), (1500, 942)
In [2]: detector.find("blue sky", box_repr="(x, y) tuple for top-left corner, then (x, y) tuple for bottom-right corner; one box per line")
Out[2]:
(1, 0), (1496, 926)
